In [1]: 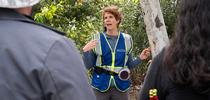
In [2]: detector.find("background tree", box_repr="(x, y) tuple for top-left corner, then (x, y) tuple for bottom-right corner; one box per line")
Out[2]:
(141, 0), (169, 57)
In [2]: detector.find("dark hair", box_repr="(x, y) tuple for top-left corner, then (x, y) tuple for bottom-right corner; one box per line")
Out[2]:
(164, 0), (210, 92)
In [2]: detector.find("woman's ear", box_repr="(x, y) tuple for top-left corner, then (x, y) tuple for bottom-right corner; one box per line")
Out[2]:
(117, 20), (120, 24)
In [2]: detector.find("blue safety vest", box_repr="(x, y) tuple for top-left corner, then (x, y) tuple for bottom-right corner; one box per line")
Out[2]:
(91, 32), (133, 92)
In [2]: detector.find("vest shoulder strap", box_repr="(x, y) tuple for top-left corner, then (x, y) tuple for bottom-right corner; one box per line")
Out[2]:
(93, 32), (133, 54)
(122, 33), (133, 54)
(92, 33), (101, 54)
(92, 33), (101, 66)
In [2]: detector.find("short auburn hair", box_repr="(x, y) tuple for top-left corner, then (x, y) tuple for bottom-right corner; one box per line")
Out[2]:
(102, 5), (123, 26)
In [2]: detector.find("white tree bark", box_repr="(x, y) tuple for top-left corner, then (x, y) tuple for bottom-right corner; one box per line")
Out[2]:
(140, 0), (169, 57)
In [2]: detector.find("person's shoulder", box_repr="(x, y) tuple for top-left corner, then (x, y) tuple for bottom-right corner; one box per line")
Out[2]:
(92, 32), (100, 36)
(121, 32), (131, 38)
(3, 20), (72, 50)
(21, 21), (66, 40)
(34, 22), (65, 36)
(91, 32), (101, 39)
(153, 48), (166, 63)
(121, 32), (131, 36)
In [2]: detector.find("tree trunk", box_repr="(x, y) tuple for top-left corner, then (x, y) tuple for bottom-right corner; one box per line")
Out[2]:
(140, 0), (169, 57)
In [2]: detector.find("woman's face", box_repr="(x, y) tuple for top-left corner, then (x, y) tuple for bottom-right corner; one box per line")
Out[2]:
(103, 12), (119, 31)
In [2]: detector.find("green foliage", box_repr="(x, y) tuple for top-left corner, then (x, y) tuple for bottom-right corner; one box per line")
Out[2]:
(34, 0), (147, 51)
(160, 0), (178, 37)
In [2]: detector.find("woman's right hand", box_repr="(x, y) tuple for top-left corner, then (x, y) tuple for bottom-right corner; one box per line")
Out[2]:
(82, 39), (99, 52)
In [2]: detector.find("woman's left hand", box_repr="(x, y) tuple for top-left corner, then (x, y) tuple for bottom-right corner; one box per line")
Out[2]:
(139, 47), (151, 60)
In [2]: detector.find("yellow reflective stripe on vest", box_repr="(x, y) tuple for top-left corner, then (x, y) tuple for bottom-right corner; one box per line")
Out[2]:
(102, 32), (121, 73)
(94, 32), (132, 68)
(122, 33), (132, 53)
(122, 33), (132, 66)
(91, 34), (95, 52)
(111, 52), (115, 72)
(93, 33), (102, 67)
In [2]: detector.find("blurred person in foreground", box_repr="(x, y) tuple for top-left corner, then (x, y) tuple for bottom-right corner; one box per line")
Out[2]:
(0, 0), (96, 100)
(139, 0), (210, 100)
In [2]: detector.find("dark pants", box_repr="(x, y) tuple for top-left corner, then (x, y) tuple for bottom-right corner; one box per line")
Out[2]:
(93, 87), (129, 100)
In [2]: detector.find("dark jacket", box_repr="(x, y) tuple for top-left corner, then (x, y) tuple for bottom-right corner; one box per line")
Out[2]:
(0, 8), (96, 100)
(139, 49), (209, 100)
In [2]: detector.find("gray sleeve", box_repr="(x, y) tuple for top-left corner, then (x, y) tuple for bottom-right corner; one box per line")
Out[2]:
(82, 50), (96, 69)
(40, 37), (96, 100)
